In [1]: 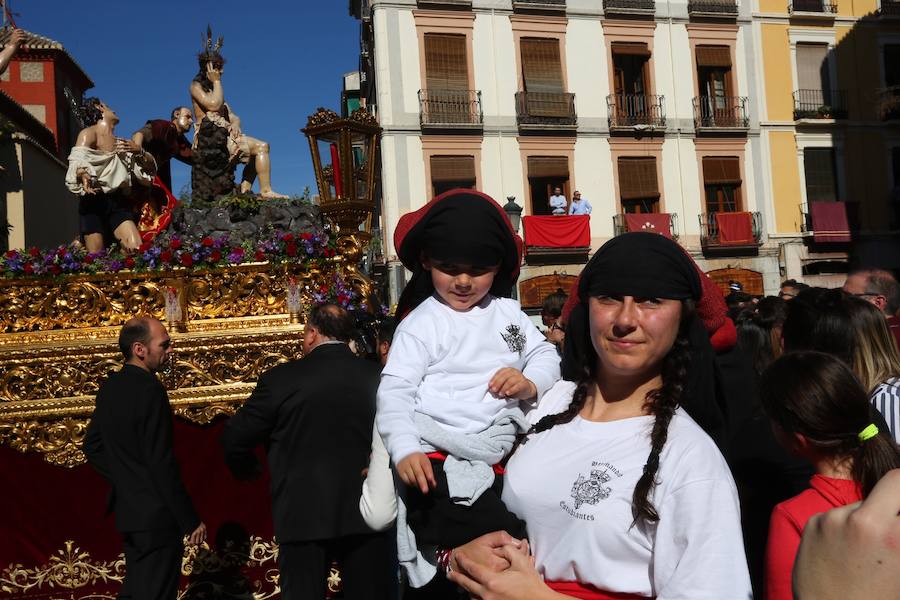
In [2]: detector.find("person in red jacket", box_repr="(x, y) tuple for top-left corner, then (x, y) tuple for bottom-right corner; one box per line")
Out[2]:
(759, 352), (900, 600)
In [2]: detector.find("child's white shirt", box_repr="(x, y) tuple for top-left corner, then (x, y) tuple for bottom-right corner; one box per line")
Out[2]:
(377, 294), (561, 464)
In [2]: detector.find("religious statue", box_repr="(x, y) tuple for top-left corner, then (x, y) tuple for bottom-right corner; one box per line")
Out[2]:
(190, 28), (286, 201)
(130, 107), (193, 240)
(0, 27), (24, 76)
(65, 98), (155, 253)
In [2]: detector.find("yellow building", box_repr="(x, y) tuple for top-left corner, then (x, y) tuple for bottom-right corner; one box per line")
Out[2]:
(758, 0), (900, 285)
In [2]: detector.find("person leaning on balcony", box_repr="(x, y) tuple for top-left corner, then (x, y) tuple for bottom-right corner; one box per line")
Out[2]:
(548, 187), (567, 216)
(568, 191), (592, 216)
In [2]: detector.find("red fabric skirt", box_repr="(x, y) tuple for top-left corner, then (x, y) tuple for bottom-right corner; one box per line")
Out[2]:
(546, 581), (652, 599)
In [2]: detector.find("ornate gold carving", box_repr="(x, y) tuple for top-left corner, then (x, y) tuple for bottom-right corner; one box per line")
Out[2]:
(349, 107), (378, 127)
(306, 106), (340, 127)
(0, 417), (89, 466)
(0, 540), (125, 594)
(0, 537), (285, 599)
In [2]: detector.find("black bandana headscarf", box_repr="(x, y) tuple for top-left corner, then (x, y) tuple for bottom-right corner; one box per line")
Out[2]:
(563, 232), (726, 448)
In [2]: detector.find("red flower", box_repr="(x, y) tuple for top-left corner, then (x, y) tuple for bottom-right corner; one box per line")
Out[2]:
(4, 250), (16, 258)
(201, 237), (214, 247)
(50, 264), (62, 275)
(170, 239), (182, 250)
(160, 250), (173, 263)
(23, 263), (34, 274)
(83, 255), (95, 265)
(338, 293), (350, 305)
(180, 254), (194, 267)
(56, 247), (67, 258)
(300, 232), (313, 241)
(319, 285), (329, 293)
(285, 242), (298, 257)
(208, 250), (222, 263)
(282, 233), (295, 242)
(138, 242), (152, 253)
(254, 250), (266, 261)
(124, 257), (135, 268)
(324, 248), (335, 258)
(231, 247), (245, 256)
(29, 247), (40, 257)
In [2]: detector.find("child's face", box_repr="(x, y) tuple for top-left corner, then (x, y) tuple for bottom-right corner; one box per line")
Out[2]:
(424, 259), (500, 312)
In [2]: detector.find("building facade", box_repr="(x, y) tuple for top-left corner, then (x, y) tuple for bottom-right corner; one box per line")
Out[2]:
(351, 0), (899, 305)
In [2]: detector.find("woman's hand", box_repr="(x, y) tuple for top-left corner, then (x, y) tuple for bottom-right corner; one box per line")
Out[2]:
(450, 543), (555, 600)
(449, 531), (523, 574)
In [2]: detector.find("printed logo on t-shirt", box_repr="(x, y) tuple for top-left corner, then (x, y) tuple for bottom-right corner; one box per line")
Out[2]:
(559, 461), (623, 520)
(500, 324), (526, 355)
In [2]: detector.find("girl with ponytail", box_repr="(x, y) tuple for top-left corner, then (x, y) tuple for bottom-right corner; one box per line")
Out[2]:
(448, 232), (751, 599)
(761, 351), (900, 600)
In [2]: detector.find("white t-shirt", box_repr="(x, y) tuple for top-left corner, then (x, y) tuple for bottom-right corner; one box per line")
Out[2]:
(503, 381), (752, 600)
(377, 294), (561, 464)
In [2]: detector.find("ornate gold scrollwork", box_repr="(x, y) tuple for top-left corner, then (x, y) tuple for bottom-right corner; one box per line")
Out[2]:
(0, 417), (89, 467)
(0, 540), (125, 595)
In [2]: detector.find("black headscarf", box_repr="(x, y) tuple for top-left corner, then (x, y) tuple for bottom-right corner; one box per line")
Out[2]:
(562, 232), (726, 448)
(395, 191), (521, 319)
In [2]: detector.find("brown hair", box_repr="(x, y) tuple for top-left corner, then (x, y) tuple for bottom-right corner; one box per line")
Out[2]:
(848, 299), (900, 393)
(760, 351), (900, 497)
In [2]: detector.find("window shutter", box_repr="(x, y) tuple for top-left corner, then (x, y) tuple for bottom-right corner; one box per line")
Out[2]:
(520, 38), (564, 93)
(611, 42), (651, 57)
(526, 156), (569, 178)
(424, 34), (468, 91)
(803, 148), (838, 202)
(702, 157), (741, 185)
(430, 155), (476, 182)
(796, 43), (830, 94)
(618, 158), (660, 200)
(696, 46), (732, 68)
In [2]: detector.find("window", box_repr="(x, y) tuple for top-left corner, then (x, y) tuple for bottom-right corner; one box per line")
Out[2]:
(611, 42), (651, 97)
(892, 147), (900, 189)
(423, 34), (471, 124)
(796, 43), (831, 107)
(520, 38), (564, 93)
(803, 148), (838, 202)
(430, 155), (476, 197)
(703, 157), (741, 213)
(885, 44), (900, 88)
(527, 156), (569, 215)
(617, 157), (660, 213)
(696, 46), (733, 111)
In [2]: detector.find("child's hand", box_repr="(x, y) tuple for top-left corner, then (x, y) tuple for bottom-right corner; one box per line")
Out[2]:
(397, 452), (436, 494)
(489, 368), (538, 400)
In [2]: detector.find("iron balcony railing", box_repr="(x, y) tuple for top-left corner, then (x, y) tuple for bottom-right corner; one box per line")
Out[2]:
(687, 0), (739, 14)
(882, 0), (900, 14)
(877, 86), (900, 120)
(693, 96), (749, 128)
(418, 89), (484, 128)
(793, 89), (848, 119)
(612, 213), (679, 239)
(607, 94), (666, 128)
(789, 0), (837, 12)
(512, 0), (567, 10)
(603, 0), (656, 13)
(515, 91), (577, 128)
(699, 211), (763, 247)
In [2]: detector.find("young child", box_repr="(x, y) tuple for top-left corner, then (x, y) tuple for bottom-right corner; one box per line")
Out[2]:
(376, 190), (561, 589)
(760, 351), (900, 600)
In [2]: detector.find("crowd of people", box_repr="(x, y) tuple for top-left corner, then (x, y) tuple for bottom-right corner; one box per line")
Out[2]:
(83, 189), (900, 600)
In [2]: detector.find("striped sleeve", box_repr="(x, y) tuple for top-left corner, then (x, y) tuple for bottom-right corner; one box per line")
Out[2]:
(870, 378), (900, 444)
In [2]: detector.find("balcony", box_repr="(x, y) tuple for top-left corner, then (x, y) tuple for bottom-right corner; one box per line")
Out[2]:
(693, 96), (749, 129)
(688, 0), (739, 15)
(515, 91), (577, 130)
(418, 89), (483, 129)
(800, 201), (856, 244)
(512, 0), (567, 12)
(522, 215), (591, 265)
(603, 0), (656, 15)
(793, 89), (848, 120)
(699, 211), (763, 254)
(788, 0), (837, 13)
(417, 0), (472, 6)
(613, 213), (679, 239)
(607, 94), (666, 129)
(876, 86), (900, 121)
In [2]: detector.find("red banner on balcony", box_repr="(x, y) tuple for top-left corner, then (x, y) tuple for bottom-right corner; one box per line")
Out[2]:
(715, 211), (754, 245)
(624, 213), (673, 239)
(522, 215), (591, 247)
(810, 201), (851, 243)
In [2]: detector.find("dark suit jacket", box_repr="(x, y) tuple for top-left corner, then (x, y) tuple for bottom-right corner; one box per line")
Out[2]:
(83, 364), (199, 535)
(221, 342), (380, 543)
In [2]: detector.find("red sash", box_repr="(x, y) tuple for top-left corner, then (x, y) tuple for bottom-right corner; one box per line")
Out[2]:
(546, 582), (652, 600)
(425, 451), (506, 475)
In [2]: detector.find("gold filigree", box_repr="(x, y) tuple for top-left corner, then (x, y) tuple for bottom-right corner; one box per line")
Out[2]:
(0, 417), (89, 467)
(306, 107), (341, 127)
(0, 540), (125, 594)
(348, 107), (378, 127)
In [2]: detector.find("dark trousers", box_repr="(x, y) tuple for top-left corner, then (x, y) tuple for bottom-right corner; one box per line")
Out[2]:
(405, 459), (526, 548)
(279, 533), (389, 600)
(118, 530), (183, 600)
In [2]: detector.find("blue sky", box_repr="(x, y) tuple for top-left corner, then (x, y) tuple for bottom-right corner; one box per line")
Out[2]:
(14, 0), (360, 196)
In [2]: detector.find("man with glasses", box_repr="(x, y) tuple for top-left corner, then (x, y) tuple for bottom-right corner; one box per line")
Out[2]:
(843, 268), (900, 347)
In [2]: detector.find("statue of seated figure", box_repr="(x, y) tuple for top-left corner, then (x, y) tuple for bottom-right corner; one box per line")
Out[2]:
(190, 30), (286, 201)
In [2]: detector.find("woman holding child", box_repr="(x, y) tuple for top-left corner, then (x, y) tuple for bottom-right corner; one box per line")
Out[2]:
(368, 190), (751, 599)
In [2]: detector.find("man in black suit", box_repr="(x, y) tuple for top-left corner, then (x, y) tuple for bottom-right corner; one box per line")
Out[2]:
(84, 317), (206, 600)
(221, 304), (388, 600)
